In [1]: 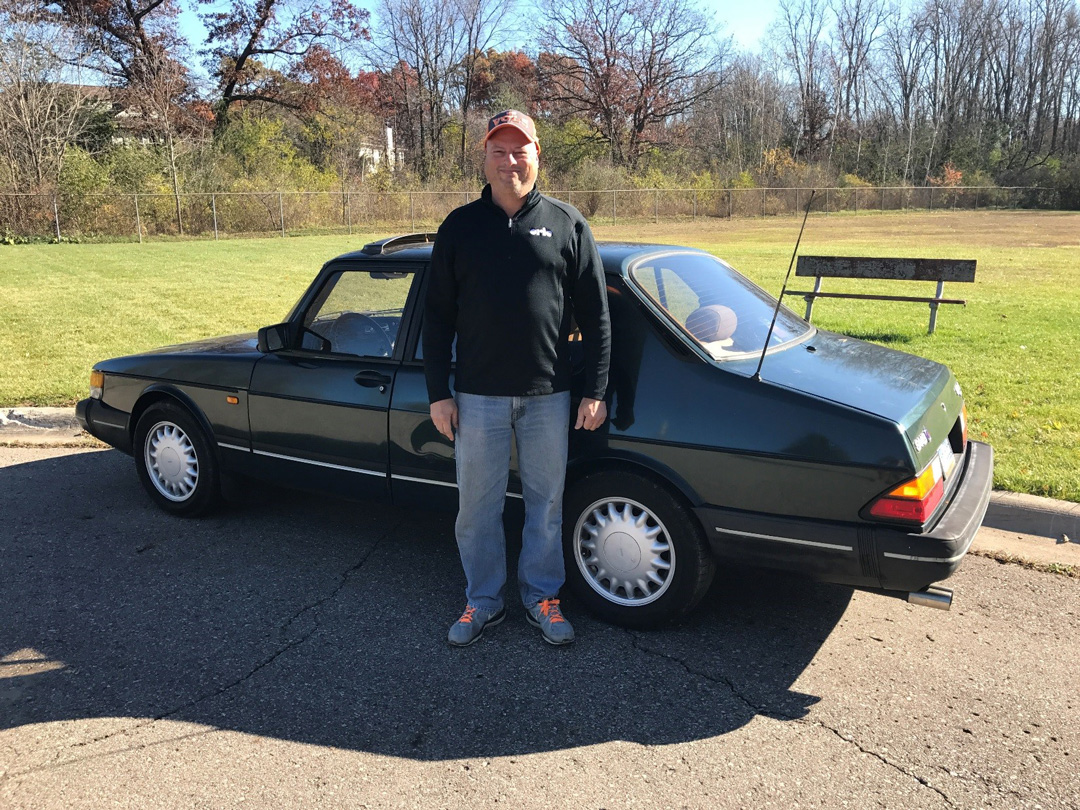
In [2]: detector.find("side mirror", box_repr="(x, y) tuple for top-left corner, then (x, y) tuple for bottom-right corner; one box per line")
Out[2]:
(258, 322), (294, 353)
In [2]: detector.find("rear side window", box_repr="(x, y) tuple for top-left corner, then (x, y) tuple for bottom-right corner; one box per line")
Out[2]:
(629, 252), (810, 359)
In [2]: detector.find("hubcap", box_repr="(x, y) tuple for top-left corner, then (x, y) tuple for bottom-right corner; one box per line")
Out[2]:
(144, 421), (199, 502)
(573, 497), (674, 606)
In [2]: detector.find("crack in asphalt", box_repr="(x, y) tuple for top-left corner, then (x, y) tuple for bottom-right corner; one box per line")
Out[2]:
(1, 521), (400, 783)
(626, 630), (955, 807)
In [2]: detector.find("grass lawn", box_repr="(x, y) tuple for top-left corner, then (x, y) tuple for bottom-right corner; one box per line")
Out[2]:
(3, 210), (1078, 501)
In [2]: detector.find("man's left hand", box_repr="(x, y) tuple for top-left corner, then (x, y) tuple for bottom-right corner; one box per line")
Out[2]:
(575, 397), (607, 431)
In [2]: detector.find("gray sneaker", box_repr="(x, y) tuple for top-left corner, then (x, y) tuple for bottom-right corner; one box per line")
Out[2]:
(447, 605), (505, 647)
(526, 598), (575, 645)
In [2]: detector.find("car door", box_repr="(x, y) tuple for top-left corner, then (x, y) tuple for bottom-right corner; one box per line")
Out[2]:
(248, 264), (420, 500)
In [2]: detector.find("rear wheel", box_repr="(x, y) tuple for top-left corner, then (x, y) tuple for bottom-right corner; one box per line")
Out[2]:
(134, 401), (220, 517)
(563, 470), (715, 628)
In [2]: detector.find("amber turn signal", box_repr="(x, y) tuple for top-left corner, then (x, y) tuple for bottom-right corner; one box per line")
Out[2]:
(89, 370), (104, 399)
(226, 395), (239, 405)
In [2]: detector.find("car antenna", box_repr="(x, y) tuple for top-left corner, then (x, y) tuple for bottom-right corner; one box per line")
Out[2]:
(752, 189), (816, 382)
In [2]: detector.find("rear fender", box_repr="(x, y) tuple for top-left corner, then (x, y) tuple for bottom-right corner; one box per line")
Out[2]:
(566, 450), (703, 509)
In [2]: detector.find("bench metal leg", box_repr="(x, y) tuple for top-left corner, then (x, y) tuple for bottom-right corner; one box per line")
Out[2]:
(805, 277), (822, 321)
(928, 280), (945, 334)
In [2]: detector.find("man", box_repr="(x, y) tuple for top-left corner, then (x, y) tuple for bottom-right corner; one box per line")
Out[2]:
(423, 109), (611, 647)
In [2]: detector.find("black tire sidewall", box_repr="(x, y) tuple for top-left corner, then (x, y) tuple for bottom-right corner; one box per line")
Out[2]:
(562, 469), (714, 628)
(134, 401), (220, 517)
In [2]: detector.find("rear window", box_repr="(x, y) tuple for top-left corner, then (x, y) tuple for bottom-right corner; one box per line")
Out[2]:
(628, 252), (811, 359)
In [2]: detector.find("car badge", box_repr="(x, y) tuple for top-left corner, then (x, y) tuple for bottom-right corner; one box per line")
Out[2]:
(913, 428), (932, 452)
(941, 402), (948, 412)
(529, 227), (552, 237)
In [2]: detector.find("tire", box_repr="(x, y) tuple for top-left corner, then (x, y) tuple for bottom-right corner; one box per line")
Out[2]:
(133, 401), (221, 517)
(563, 469), (715, 629)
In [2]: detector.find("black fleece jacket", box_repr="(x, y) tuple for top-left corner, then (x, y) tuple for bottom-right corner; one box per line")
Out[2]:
(423, 185), (611, 403)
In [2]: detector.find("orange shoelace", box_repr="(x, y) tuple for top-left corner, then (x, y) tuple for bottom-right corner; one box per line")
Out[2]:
(538, 598), (565, 624)
(458, 606), (477, 624)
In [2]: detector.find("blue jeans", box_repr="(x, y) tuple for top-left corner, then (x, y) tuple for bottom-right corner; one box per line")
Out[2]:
(454, 391), (571, 612)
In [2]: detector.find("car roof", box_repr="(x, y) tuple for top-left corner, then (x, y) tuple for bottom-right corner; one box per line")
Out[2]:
(328, 235), (710, 274)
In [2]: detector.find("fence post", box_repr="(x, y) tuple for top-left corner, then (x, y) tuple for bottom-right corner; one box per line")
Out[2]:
(727, 189), (732, 219)
(974, 188), (979, 210)
(133, 193), (142, 243)
(212, 193), (219, 240)
(654, 188), (659, 223)
(568, 190), (572, 208)
(613, 190), (617, 226)
(761, 188), (766, 218)
(52, 196), (61, 241)
(693, 189), (697, 220)
(795, 187), (799, 215)
(279, 192), (285, 237)
(347, 191), (352, 235)
(928, 187), (934, 211)
(853, 187), (858, 214)
(825, 187), (829, 214)
(409, 192), (414, 232)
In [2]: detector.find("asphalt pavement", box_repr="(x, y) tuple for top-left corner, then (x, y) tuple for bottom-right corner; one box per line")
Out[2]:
(0, 440), (1078, 809)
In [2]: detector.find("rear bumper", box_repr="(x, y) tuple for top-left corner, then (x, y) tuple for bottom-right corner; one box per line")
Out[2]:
(875, 440), (993, 589)
(76, 398), (132, 455)
(696, 440), (994, 593)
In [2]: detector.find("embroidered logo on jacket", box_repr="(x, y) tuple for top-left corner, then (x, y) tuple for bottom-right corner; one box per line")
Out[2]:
(529, 227), (553, 237)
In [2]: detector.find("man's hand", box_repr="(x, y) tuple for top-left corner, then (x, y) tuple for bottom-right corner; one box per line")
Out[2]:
(430, 398), (458, 441)
(574, 397), (607, 431)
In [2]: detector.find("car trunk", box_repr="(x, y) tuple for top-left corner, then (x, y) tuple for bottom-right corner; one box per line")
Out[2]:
(747, 328), (964, 474)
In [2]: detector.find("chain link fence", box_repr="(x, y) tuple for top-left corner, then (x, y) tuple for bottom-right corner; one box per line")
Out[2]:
(0, 186), (1059, 242)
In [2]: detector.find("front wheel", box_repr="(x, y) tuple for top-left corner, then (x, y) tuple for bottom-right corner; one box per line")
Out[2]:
(563, 470), (715, 629)
(134, 401), (220, 517)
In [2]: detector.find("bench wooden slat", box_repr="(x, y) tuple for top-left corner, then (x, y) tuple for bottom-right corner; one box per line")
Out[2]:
(787, 291), (966, 305)
(796, 256), (977, 282)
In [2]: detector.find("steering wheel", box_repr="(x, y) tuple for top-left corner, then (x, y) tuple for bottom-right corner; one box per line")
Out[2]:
(327, 312), (395, 358)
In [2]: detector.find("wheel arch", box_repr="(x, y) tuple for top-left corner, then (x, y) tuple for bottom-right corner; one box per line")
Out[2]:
(566, 450), (704, 514)
(130, 384), (218, 455)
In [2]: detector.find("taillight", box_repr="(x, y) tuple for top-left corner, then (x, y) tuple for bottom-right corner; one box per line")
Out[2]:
(960, 404), (968, 447)
(868, 459), (945, 523)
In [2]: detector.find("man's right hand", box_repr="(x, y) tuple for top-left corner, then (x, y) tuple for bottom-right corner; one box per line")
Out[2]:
(430, 398), (458, 441)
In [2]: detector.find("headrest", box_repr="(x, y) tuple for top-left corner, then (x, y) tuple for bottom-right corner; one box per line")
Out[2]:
(685, 305), (738, 342)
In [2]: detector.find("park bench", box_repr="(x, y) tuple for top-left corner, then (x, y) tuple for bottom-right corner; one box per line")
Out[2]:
(788, 256), (977, 334)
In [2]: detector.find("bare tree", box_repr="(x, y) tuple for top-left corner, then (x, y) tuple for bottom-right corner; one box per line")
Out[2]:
(538, 0), (729, 166)
(773, 0), (833, 159)
(200, 0), (370, 133)
(0, 0), (95, 191)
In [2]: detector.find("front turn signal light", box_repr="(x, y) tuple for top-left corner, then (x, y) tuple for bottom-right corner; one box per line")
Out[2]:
(89, 370), (104, 399)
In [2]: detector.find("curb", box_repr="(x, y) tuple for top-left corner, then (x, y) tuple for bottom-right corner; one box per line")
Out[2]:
(3, 406), (1078, 567)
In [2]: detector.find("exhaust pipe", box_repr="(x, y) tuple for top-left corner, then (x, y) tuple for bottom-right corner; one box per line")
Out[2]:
(908, 585), (953, 611)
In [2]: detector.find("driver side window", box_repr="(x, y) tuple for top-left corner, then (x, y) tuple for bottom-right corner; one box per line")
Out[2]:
(303, 269), (415, 358)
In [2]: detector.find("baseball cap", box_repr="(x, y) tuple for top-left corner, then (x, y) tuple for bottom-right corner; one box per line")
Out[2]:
(484, 109), (540, 150)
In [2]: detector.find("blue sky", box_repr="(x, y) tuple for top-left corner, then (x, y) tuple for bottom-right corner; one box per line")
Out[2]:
(178, 0), (781, 64)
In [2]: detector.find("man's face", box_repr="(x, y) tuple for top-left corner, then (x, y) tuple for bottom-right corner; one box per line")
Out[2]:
(484, 129), (539, 199)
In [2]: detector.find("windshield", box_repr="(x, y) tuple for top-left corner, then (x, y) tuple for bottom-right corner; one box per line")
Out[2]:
(628, 252), (811, 360)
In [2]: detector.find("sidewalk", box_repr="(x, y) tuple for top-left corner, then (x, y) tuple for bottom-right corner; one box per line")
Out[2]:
(3, 405), (1078, 568)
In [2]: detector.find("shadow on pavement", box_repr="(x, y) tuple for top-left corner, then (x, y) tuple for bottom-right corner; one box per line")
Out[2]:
(1, 449), (852, 760)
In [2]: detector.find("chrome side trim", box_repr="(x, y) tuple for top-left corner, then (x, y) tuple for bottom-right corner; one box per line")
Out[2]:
(391, 473), (456, 489)
(217, 442), (250, 452)
(884, 550), (967, 563)
(252, 449), (385, 477)
(95, 419), (128, 430)
(390, 473), (523, 500)
(715, 526), (853, 552)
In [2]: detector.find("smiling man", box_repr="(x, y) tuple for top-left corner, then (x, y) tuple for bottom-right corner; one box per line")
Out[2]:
(423, 109), (611, 647)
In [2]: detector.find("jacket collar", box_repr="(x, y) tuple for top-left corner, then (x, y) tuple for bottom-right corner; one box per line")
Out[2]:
(481, 184), (542, 219)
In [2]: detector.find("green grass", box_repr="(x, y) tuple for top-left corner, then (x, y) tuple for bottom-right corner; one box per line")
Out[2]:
(3, 210), (1078, 501)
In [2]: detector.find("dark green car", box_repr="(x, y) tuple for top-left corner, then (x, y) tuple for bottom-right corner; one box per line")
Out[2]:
(78, 234), (993, 628)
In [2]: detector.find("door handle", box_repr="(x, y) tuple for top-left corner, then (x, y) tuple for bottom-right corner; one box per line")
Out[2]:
(354, 370), (392, 389)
